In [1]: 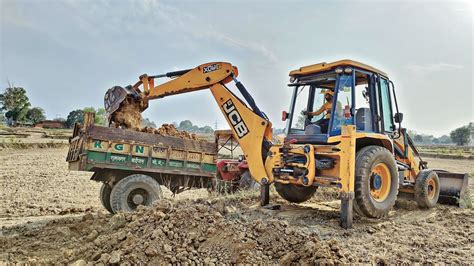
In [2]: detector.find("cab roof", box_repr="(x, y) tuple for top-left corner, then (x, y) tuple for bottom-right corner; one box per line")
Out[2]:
(289, 59), (388, 78)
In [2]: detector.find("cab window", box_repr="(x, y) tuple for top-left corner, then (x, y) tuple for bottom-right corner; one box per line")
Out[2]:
(330, 74), (352, 133)
(290, 86), (310, 131)
(380, 78), (395, 132)
(354, 72), (374, 132)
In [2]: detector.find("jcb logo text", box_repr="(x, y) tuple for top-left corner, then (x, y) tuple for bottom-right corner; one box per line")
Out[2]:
(222, 99), (249, 138)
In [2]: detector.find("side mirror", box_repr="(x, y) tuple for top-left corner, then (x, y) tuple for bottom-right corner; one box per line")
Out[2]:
(394, 112), (403, 123)
(282, 111), (289, 121)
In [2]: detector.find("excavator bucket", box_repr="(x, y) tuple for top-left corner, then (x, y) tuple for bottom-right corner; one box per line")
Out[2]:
(104, 86), (131, 118)
(104, 86), (148, 127)
(434, 170), (470, 207)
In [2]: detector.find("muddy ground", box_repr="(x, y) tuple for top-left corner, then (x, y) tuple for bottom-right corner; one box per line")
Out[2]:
(0, 148), (473, 264)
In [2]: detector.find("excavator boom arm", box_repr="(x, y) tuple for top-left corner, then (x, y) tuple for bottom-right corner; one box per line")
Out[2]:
(138, 62), (238, 100)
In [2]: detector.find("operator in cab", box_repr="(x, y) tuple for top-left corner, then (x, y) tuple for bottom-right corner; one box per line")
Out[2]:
(303, 89), (334, 133)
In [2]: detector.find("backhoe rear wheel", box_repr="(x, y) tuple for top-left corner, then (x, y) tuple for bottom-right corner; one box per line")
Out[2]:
(414, 170), (440, 208)
(275, 183), (317, 203)
(355, 145), (398, 218)
(110, 174), (162, 213)
(100, 183), (113, 214)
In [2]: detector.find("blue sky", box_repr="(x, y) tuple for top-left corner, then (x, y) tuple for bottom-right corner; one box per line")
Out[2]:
(1, 0), (472, 136)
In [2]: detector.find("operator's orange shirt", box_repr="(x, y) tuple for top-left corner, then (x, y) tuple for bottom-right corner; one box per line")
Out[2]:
(309, 101), (332, 119)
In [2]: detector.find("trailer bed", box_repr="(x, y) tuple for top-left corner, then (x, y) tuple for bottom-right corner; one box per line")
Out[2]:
(67, 124), (217, 177)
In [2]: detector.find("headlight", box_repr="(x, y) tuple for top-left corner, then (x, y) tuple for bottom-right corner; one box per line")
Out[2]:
(289, 76), (296, 83)
(335, 67), (343, 74)
(344, 67), (353, 73)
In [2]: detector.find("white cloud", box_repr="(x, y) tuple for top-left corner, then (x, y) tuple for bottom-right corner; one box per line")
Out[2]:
(70, 0), (277, 64)
(199, 28), (278, 64)
(405, 62), (464, 72)
(2, 0), (278, 65)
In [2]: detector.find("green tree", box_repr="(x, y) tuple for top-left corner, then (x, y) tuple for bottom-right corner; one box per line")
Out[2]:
(95, 108), (107, 125)
(178, 120), (193, 131)
(83, 107), (107, 125)
(0, 87), (31, 125)
(438, 135), (451, 144)
(141, 118), (157, 128)
(0, 110), (5, 124)
(414, 134), (423, 143)
(450, 126), (470, 146)
(66, 109), (84, 128)
(200, 125), (214, 134)
(26, 107), (46, 124)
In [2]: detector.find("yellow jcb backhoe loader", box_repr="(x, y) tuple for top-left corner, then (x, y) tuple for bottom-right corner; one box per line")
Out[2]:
(104, 60), (468, 228)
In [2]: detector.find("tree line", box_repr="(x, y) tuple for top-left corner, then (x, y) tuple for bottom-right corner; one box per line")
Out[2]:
(409, 124), (472, 146)
(0, 86), (215, 134)
(1, 86), (469, 143)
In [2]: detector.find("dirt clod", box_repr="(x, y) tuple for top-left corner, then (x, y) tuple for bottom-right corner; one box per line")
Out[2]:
(141, 124), (197, 140)
(110, 99), (144, 130)
(109, 251), (121, 263)
(110, 99), (197, 140)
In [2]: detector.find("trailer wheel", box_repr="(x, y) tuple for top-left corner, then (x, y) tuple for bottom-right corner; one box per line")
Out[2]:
(355, 145), (398, 218)
(110, 174), (162, 213)
(213, 172), (239, 194)
(100, 183), (113, 214)
(239, 171), (260, 190)
(275, 183), (317, 203)
(414, 170), (440, 208)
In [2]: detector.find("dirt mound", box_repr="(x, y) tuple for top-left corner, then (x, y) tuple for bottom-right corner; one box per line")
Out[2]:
(1, 198), (340, 264)
(141, 124), (197, 140)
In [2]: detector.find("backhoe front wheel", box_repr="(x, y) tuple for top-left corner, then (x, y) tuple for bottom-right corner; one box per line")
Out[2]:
(414, 170), (440, 208)
(110, 174), (162, 213)
(354, 146), (398, 218)
(275, 183), (317, 203)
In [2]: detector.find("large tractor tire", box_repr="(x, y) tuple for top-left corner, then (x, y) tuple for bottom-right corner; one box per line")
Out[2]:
(352, 198), (364, 216)
(354, 145), (398, 218)
(414, 170), (440, 208)
(110, 174), (162, 213)
(275, 183), (317, 203)
(100, 183), (113, 214)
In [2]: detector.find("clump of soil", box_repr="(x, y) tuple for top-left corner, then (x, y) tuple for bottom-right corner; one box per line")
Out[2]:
(141, 124), (197, 140)
(110, 98), (143, 130)
(111, 99), (197, 140)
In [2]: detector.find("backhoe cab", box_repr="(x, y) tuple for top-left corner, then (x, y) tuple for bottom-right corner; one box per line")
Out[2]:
(285, 60), (400, 142)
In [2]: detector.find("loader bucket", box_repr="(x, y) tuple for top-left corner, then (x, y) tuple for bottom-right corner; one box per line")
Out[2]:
(434, 170), (470, 207)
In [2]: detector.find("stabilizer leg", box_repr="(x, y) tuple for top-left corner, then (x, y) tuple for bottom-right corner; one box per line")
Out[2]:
(340, 192), (354, 229)
(260, 183), (270, 206)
